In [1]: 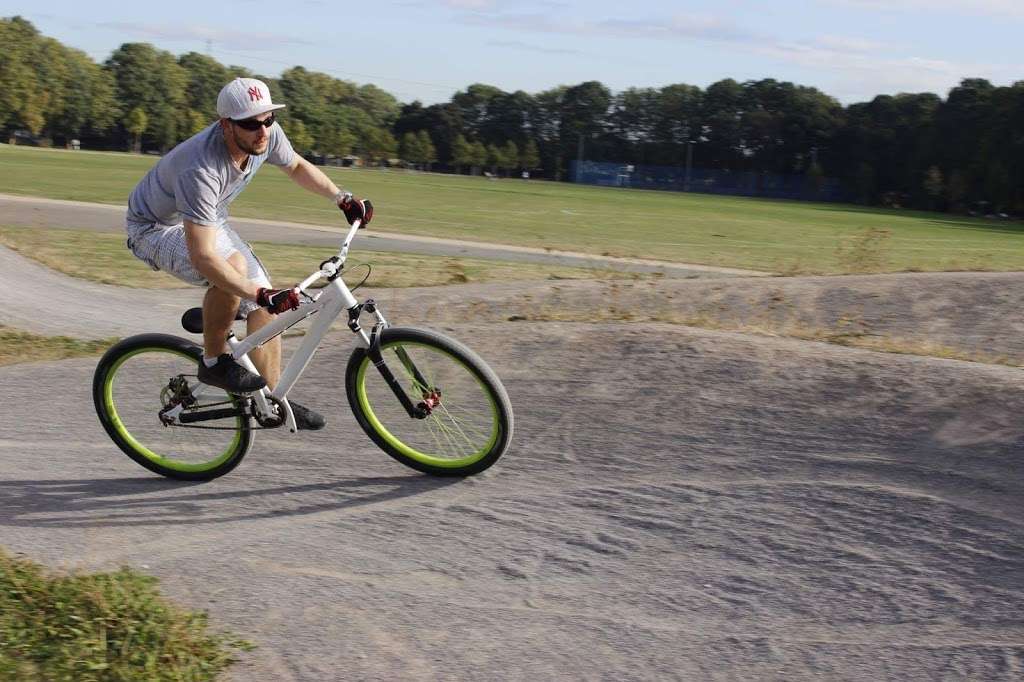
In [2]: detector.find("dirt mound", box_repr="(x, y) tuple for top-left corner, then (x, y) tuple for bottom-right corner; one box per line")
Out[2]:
(3, 321), (1023, 680)
(372, 271), (1024, 365)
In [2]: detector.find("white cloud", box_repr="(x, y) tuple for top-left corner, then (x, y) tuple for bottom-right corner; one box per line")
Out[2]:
(488, 39), (582, 55)
(811, 35), (887, 54)
(446, 4), (1015, 101)
(444, 0), (498, 9)
(826, 0), (1024, 19)
(756, 40), (1013, 101)
(458, 11), (761, 43)
(96, 22), (312, 50)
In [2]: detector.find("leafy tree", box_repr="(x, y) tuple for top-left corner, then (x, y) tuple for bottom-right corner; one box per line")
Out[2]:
(853, 162), (876, 204)
(485, 144), (501, 174)
(0, 17), (39, 132)
(183, 109), (207, 137)
(946, 169), (969, 210)
(55, 48), (118, 138)
(469, 140), (488, 172)
(417, 130), (437, 170)
(125, 106), (148, 153)
(481, 90), (534, 146)
(178, 52), (229, 120)
(520, 138), (540, 170)
(105, 43), (188, 150)
(559, 81), (611, 177)
(500, 140), (519, 175)
(608, 87), (660, 163)
(400, 131), (422, 165)
(282, 118), (314, 154)
(530, 86), (566, 179)
(452, 83), (506, 141)
(701, 78), (745, 170)
(923, 166), (944, 209)
(353, 83), (400, 127)
(393, 101), (464, 166)
(279, 66), (398, 160)
(361, 127), (397, 165)
(450, 134), (472, 173)
(321, 129), (355, 157)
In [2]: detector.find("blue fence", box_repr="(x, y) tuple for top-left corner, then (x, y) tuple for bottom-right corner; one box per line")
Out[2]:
(570, 160), (848, 202)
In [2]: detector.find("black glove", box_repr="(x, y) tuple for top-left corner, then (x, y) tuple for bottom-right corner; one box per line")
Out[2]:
(256, 287), (300, 314)
(337, 192), (373, 227)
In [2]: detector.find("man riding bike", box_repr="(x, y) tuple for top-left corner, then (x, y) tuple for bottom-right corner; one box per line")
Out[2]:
(124, 77), (372, 431)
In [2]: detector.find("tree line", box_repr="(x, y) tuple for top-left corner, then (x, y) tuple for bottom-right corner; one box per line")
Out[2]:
(2, 16), (1022, 214)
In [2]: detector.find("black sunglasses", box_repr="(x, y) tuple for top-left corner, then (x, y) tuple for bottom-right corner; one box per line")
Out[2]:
(233, 113), (275, 131)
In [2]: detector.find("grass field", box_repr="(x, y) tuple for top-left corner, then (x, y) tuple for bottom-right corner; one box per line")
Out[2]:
(0, 225), (635, 290)
(2, 143), (1023, 274)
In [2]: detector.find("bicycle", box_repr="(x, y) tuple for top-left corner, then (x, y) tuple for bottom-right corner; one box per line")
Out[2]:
(92, 218), (513, 481)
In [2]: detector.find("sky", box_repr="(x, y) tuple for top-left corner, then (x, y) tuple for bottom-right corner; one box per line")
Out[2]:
(4, 0), (1022, 105)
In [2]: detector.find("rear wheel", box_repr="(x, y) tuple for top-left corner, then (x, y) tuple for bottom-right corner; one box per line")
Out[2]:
(92, 334), (252, 481)
(346, 327), (513, 476)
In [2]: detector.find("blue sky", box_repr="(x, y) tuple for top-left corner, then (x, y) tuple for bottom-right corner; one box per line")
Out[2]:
(5, 1), (1021, 104)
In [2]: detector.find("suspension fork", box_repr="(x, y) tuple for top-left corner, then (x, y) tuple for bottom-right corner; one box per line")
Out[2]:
(367, 325), (435, 419)
(349, 301), (433, 419)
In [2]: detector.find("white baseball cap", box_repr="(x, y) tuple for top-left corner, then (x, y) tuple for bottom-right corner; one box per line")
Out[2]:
(216, 78), (286, 120)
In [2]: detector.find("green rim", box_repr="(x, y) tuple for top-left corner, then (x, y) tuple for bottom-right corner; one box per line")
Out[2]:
(356, 341), (501, 468)
(103, 347), (243, 473)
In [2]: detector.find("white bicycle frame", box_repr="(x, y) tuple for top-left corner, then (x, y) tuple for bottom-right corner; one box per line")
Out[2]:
(162, 219), (382, 432)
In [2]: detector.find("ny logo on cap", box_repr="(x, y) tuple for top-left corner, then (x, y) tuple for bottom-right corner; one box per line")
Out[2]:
(248, 86), (263, 102)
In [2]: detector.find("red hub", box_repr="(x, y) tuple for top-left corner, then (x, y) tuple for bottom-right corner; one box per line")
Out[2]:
(417, 389), (442, 414)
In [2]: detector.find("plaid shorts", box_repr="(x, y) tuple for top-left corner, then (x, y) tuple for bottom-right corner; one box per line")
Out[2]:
(126, 219), (272, 316)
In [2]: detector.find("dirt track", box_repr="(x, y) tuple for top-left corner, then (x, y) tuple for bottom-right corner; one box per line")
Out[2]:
(1, 244), (1023, 679)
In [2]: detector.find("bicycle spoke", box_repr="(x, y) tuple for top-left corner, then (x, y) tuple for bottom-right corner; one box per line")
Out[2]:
(358, 339), (500, 463)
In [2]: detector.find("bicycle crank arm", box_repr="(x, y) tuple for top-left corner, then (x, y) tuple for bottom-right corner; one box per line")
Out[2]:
(178, 407), (248, 424)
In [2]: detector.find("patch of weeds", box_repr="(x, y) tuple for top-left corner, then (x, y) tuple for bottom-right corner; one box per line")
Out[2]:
(835, 227), (892, 273)
(0, 327), (118, 366)
(0, 548), (251, 682)
(823, 313), (873, 343)
(443, 259), (470, 284)
(506, 309), (1021, 367)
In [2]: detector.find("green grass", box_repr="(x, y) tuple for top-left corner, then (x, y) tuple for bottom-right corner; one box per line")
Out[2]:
(0, 548), (249, 681)
(2, 143), (1024, 273)
(0, 326), (117, 366)
(0, 224), (638, 289)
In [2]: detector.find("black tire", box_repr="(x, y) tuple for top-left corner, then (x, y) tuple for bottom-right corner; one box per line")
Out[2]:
(345, 327), (513, 476)
(92, 333), (252, 481)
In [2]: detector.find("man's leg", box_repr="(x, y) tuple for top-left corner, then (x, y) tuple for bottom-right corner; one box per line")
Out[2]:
(245, 307), (281, 389)
(204, 251), (282, 388)
(212, 235), (323, 430)
(201, 251), (246, 359)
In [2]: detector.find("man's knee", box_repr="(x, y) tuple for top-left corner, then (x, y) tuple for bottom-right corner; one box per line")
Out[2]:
(247, 306), (272, 326)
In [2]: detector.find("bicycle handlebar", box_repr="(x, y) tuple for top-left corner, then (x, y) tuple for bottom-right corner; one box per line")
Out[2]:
(296, 218), (363, 295)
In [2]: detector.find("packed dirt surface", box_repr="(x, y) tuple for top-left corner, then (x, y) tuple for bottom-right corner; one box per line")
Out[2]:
(1, 243), (1023, 680)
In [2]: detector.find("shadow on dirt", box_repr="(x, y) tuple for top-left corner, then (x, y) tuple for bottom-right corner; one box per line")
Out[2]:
(0, 475), (459, 528)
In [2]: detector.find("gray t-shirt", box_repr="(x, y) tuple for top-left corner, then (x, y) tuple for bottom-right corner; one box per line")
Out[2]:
(127, 121), (295, 229)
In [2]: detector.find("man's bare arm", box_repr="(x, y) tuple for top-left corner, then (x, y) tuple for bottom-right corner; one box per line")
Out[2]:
(279, 156), (342, 200)
(184, 220), (261, 300)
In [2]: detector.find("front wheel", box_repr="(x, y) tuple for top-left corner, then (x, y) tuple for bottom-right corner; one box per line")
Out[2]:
(93, 334), (253, 481)
(345, 327), (513, 476)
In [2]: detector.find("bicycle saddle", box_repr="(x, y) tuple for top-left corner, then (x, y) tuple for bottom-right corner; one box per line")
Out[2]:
(181, 307), (246, 334)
